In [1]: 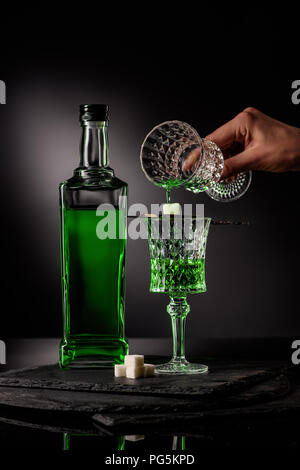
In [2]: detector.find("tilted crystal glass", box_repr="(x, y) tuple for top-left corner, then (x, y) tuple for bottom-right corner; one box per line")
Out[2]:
(146, 215), (211, 374)
(140, 120), (252, 201)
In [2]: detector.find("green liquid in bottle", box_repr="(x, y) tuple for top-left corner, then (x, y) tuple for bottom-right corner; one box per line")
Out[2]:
(60, 207), (128, 368)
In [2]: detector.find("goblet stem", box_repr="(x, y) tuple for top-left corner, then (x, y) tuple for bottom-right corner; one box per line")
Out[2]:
(168, 297), (189, 364)
(155, 295), (208, 374)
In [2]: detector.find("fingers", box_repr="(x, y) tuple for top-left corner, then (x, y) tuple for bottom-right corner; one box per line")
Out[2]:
(182, 110), (257, 174)
(182, 147), (201, 172)
(207, 111), (258, 178)
(221, 147), (259, 179)
(182, 114), (245, 172)
(206, 113), (248, 149)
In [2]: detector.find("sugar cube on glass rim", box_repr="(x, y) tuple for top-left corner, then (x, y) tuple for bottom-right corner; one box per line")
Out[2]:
(162, 203), (182, 215)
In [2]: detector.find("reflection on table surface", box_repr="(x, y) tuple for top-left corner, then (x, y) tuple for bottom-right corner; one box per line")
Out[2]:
(62, 433), (186, 451)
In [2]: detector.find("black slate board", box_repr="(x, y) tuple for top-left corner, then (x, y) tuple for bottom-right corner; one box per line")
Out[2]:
(0, 360), (298, 440)
(0, 360), (288, 400)
(0, 374), (291, 434)
(92, 374), (292, 428)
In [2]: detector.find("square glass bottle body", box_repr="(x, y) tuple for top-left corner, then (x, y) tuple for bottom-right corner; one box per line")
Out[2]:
(59, 109), (128, 368)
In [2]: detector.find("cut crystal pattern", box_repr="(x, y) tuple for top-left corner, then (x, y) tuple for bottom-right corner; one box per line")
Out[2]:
(147, 217), (210, 295)
(140, 120), (252, 201)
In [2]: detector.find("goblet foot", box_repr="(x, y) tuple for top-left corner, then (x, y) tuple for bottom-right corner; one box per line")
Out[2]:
(155, 358), (208, 375)
(205, 171), (252, 202)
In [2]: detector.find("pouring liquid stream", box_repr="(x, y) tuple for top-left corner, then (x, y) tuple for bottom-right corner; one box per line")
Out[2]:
(166, 189), (171, 204)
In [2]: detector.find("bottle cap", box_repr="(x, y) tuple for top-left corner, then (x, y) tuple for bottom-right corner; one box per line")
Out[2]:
(79, 104), (109, 122)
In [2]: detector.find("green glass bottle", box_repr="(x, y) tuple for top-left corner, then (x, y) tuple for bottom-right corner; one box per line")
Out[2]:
(59, 104), (128, 368)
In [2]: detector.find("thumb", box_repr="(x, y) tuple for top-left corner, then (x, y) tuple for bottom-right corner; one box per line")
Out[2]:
(221, 147), (258, 179)
(206, 115), (245, 150)
(183, 115), (245, 172)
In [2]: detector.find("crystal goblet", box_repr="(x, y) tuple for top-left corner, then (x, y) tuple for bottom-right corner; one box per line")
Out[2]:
(140, 120), (252, 202)
(146, 215), (211, 374)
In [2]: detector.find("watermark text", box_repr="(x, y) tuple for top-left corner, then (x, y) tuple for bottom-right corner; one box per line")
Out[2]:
(291, 80), (300, 105)
(0, 80), (6, 104)
(291, 340), (300, 365)
(0, 340), (6, 364)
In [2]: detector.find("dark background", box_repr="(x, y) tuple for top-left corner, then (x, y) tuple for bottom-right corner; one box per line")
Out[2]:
(0, 12), (299, 341)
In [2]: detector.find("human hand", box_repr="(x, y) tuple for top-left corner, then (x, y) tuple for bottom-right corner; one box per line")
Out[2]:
(182, 108), (300, 179)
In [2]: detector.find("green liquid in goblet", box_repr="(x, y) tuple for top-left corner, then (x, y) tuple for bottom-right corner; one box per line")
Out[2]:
(150, 257), (206, 295)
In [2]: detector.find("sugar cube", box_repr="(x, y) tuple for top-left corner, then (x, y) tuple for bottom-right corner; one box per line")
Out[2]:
(143, 363), (155, 377)
(162, 203), (181, 215)
(124, 354), (144, 368)
(114, 364), (126, 377)
(126, 366), (145, 379)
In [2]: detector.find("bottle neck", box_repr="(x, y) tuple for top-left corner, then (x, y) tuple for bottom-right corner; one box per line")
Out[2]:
(80, 121), (109, 167)
(75, 121), (113, 178)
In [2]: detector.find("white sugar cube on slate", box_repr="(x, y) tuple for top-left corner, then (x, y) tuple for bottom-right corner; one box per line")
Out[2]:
(114, 364), (126, 377)
(143, 363), (155, 377)
(124, 354), (144, 368)
(162, 203), (182, 215)
(115, 355), (155, 379)
(126, 366), (145, 379)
